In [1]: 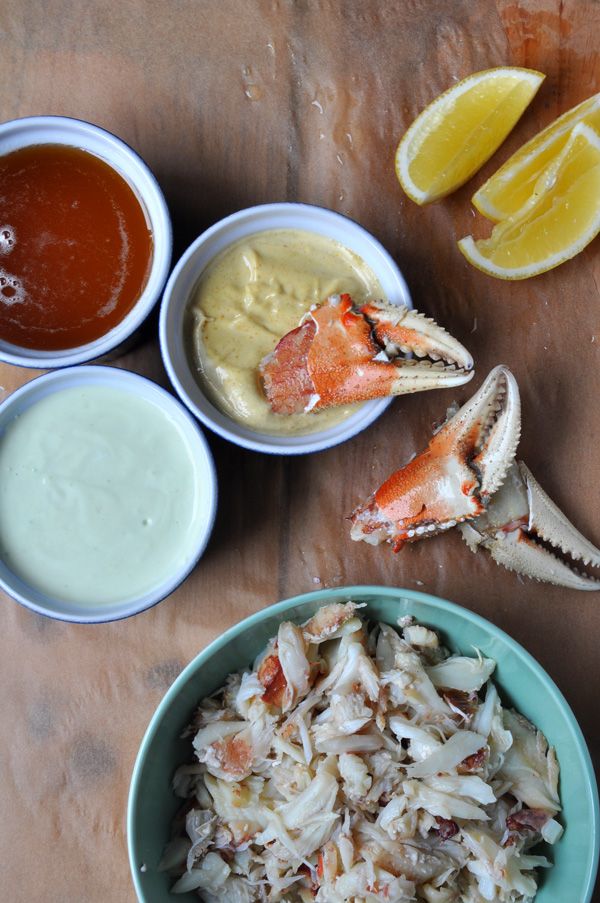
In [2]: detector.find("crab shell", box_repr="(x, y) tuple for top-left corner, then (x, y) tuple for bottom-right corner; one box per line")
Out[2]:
(259, 293), (474, 414)
(459, 460), (600, 590)
(350, 365), (520, 550)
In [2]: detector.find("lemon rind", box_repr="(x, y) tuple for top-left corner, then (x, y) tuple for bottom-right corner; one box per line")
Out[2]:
(472, 91), (600, 221)
(460, 121), (600, 279)
(457, 231), (600, 280)
(395, 66), (545, 205)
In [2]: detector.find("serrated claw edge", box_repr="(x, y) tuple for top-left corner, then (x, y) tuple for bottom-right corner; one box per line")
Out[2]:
(458, 460), (600, 590)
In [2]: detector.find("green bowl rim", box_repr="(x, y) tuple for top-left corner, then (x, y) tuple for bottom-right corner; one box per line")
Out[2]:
(127, 584), (600, 902)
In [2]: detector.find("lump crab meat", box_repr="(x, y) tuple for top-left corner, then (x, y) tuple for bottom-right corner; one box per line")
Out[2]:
(259, 293), (474, 414)
(163, 604), (563, 903)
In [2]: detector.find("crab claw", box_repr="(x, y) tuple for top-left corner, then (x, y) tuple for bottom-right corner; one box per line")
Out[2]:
(259, 293), (474, 414)
(459, 461), (600, 589)
(349, 365), (520, 550)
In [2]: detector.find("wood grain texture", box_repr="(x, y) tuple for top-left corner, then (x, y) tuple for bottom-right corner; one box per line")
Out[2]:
(0, 1), (598, 900)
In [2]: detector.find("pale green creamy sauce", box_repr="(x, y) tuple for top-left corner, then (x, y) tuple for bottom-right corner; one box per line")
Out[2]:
(187, 229), (386, 435)
(0, 386), (202, 606)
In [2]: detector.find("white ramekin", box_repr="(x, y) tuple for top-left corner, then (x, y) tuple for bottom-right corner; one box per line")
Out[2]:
(159, 203), (412, 455)
(0, 366), (217, 623)
(0, 115), (172, 368)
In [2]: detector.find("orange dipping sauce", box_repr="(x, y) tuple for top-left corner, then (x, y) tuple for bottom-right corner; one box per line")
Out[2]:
(0, 144), (154, 351)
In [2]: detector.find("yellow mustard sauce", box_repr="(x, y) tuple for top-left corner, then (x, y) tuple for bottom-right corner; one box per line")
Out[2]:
(186, 228), (386, 435)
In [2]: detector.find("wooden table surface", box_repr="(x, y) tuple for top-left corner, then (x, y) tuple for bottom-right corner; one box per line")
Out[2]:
(1, 1), (599, 901)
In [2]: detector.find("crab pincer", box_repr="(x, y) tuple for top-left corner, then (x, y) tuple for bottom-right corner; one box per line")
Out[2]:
(350, 365), (521, 550)
(259, 293), (474, 414)
(349, 364), (600, 588)
(458, 460), (600, 590)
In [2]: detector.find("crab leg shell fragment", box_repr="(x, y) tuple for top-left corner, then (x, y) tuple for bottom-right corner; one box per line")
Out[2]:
(459, 461), (600, 590)
(259, 293), (474, 415)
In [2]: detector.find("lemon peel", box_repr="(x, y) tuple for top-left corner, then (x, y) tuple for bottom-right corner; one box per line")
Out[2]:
(395, 67), (545, 205)
(459, 121), (600, 280)
(472, 90), (600, 221)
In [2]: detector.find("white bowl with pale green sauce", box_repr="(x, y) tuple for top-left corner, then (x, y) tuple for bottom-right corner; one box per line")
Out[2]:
(0, 366), (217, 622)
(159, 203), (412, 454)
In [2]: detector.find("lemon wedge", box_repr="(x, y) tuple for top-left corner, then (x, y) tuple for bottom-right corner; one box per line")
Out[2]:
(473, 91), (600, 220)
(395, 67), (545, 205)
(458, 122), (600, 279)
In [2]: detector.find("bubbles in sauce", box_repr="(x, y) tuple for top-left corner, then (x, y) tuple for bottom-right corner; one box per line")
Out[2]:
(0, 226), (15, 255)
(0, 144), (154, 351)
(0, 269), (24, 307)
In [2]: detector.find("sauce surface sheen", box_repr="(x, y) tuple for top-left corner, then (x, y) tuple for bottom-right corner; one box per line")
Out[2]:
(0, 385), (202, 606)
(187, 228), (385, 435)
(0, 144), (153, 351)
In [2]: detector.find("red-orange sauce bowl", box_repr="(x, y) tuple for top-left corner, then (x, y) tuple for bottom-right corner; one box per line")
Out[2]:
(0, 115), (172, 368)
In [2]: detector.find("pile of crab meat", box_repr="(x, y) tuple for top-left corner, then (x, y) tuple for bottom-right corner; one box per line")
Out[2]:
(159, 602), (562, 903)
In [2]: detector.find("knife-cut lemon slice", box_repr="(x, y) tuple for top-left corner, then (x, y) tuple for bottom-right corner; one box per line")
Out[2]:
(472, 91), (600, 221)
(395, 67), (545, 205)
(458, 122), (600, 279)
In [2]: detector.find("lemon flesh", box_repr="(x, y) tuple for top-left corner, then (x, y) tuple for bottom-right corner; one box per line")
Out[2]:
(459, 122), (600, 280)
(473, 91), (600, 221)
(395, 67), (545, 205)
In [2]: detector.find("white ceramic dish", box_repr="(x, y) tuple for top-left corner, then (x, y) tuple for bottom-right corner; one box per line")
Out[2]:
(159, 203), (412, 454)
(0, 366), (217, 623)
(0, 115), (172, 368)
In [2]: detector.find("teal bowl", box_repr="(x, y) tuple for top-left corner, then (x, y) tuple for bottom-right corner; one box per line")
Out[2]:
(127, 586), (599, 903)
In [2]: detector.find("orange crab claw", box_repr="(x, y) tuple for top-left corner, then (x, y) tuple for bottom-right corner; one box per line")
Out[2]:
(350, 366), (521, 550)
(259, 293), (474, 414)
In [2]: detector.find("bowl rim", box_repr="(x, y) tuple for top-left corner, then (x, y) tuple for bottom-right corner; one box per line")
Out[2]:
(0, 114), (173, 368)
(127, 584), (600, 903)
(159, 202), (412, 455)
(0, 365), (217, 623)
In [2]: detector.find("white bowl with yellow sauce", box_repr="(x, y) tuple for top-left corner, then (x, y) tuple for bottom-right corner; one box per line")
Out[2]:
(159, 203), (412, 454)
(0, 366), (217, 622)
